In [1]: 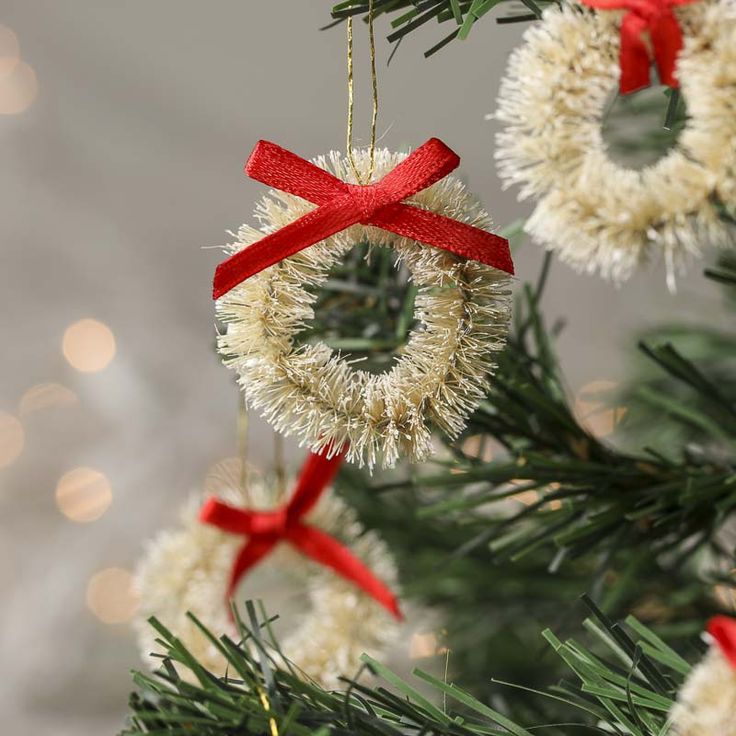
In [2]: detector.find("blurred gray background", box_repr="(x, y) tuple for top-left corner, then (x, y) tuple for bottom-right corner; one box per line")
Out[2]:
(0, 2), (729, 734)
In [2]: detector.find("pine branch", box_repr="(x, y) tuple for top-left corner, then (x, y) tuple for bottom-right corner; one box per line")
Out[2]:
(295, 242), (731, 697)
(122, 604), (692, 736)
(619, 252), (736, 455)
(328, 1), (552, 57)
(370, 257), (736, 571)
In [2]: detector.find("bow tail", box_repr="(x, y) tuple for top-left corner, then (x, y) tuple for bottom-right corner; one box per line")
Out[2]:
(227, 536), (279, 600)
(708, 616), (736, 668)
(287, 523), (403, 620)
(287, 448), (347, 520)
(371, 203), (514, 275)
(619, 13), (653, 94)
(650, 12), (684, 88)
(213, 196), (361, 298)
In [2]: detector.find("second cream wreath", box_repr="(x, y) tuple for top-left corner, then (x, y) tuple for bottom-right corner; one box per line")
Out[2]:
(495, 0), (736, 283)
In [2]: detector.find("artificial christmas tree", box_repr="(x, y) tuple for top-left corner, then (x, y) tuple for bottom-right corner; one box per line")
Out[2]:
(122, 1), (736, 733)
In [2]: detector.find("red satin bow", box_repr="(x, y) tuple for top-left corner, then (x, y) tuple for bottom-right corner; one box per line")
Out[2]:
(708, 616), (736, 668)
(199, 449), (403, 620)
(581, 0), (698, 94)
(213, 137), (514, 299)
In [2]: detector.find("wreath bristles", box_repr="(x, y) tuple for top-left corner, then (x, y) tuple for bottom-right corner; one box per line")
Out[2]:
(217, 148), (512, 469)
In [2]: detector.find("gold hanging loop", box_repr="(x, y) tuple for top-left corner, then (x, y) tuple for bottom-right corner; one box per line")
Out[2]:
(346, 0), (378, 185)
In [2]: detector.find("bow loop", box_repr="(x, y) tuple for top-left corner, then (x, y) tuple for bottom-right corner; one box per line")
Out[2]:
(200, 497), (258, 535)
(708, 616), (736, 668)
(246, 140), (347, 204)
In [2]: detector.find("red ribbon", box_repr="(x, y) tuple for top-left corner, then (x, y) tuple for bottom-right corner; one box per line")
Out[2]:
(581, 0), (698, 94)
(199, 448), (403, 620)
(707, 615), (736, 668)
(213, 138), (514, 299)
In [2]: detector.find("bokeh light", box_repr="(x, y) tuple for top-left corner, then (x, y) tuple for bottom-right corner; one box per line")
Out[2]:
(0, 411), (25, 468)
(85, 567), (139, 624)
(0, 60), (37, 115)
(409, 631), (449, 659)
(714, 583), (736, 612)
(410, 631), (439, 659)
(19, 382), (78, 416)
(0, 25), (20, 78)
(62, 319), (116, 373)
(56, 466), (113, 522)
(575, 379), (627, 438)
(461, 434), (494, 462)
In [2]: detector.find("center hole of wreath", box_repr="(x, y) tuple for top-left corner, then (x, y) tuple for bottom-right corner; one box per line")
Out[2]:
(601, 84), (686, 169)
(232, 553), (311, 640)
(300, 242), (418, 375)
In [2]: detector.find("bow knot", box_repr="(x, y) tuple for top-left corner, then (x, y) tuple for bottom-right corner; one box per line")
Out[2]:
(581, 0), (699, 94)
(252, 508), (289, 535)
(212, 137), (513, 299)
(199, 449), (402, 620)
(631, 0), (668, 21)
(347, 183), (386, 223)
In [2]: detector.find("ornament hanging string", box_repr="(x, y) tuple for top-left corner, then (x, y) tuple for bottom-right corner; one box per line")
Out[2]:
(346, 0), (378, 184)
(237, 400), (249, 490)
(199, 447), (403, 620)
(580, 0), (699, 94)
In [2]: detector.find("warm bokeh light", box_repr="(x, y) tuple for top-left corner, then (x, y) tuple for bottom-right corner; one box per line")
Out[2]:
(56, 467), (113, 522)
(409, 631), (449, 659)
(0, 60), (37, 115)
(410, 632), (439, 659)
(62, 318), (116, 373)
(19, 382), (78, 416)
(714, 583), (736, 612)
(0, 25), (20, 78)
(575, 379), (627, 438)
(512, 488), (539, 506)
(85, 567), (139, 624)
(0, 411), (25, 468)
(461, 434), (494, 462)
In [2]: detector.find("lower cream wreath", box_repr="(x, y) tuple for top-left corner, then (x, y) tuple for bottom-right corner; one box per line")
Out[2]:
(671, 616), (736, 735)
(133, 451), (402, 688)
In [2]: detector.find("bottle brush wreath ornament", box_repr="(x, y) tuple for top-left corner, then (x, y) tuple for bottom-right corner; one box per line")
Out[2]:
(495, 0), (736, 283)
(134, 451), (402, 688)
(214, 139), (514, 469)
(671, 616), (736, 735)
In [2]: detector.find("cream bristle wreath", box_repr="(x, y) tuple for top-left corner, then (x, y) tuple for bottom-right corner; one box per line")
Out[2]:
(495, 0), (736, 283)
(216, 147), (512, 470)
(133, 461), (401, 688)
(671, 642), (736, 735)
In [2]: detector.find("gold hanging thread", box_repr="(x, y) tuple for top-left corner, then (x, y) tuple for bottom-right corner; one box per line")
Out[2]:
(237, 398), (249, 490)
(346, 0), (378, 185)
(273, 430), (286, 497)
(258, 688), (279, 736)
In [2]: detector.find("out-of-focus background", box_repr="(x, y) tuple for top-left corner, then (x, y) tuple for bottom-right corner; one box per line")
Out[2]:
(0, 2), (730, 734)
